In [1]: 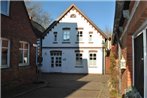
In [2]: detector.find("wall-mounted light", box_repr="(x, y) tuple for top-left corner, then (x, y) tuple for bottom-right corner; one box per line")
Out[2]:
(120, 56), (126, 69)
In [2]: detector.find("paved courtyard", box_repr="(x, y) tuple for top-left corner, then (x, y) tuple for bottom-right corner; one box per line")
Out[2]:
(3, 73), (110, 98)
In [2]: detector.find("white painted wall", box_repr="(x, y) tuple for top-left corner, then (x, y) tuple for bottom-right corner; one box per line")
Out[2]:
(41, 48), (103, 74)
(41, 8), (105, 74)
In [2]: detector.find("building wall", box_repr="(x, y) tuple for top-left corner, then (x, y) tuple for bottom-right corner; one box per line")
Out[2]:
(118, 1), (147, 97)
(1, 1), (37, 89)
(42, 7), (105, 74)
(42, 48), (103, 74)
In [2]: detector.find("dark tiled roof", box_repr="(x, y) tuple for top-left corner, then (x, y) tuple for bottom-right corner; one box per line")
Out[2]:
(31, 20), (45, 38)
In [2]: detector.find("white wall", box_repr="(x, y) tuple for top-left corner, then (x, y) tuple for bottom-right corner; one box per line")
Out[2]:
(41, 8), (105, 74)
(41, 48), (103, 74)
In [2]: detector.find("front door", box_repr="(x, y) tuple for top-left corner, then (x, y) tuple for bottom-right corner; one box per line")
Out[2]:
(134, 33), (144, 97)
(50, 51), (62, 72)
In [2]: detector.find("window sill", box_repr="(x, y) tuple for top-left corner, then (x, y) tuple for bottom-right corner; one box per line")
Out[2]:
(19, 63), (30, 66)
(0, 65), (10, 69)
(89, 66), (97, 68)
(75, 66), (83, 68)
(62, 42), (70, 44)
(88, 42), (93, 44)
(53, 42), (58, 44)
(75, 42), (84, 44)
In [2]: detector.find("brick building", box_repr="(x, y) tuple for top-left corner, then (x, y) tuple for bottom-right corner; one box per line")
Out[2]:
(112, 1), (147, 98)
(0, 1), (37, 89)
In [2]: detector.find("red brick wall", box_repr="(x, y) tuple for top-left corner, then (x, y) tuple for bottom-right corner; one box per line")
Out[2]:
(1, 1), (37, 89)
(120, 1), (147, 95)
(105, 56), (110, 74)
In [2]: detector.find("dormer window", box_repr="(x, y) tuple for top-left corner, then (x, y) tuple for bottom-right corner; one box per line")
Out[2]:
(1, 1), (10, 16)
(70, 14), (76, 18)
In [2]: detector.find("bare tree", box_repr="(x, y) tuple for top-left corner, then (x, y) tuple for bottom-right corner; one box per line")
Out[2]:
(25, 1), (52, 29)
(104, 26), (112, 37)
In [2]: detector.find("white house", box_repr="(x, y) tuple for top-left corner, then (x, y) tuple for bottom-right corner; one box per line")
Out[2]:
(41, 4), (108, 74)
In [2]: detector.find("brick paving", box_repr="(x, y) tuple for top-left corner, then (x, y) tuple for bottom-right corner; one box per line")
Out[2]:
(2, 73), (110, 98)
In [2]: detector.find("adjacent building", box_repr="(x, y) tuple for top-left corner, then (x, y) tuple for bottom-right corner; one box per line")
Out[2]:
(112, 1), (147, 97)
(1, 1), (37, 89)
(41, 4), (108, 74)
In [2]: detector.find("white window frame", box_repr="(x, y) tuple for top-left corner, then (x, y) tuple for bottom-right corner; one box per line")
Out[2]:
(89, 52), (97, 67)
(77, 31), (83, 42)
(1, 1), (10, 16)
(0, 38), (10, 68)
(63, 30), (70, 41)
(75, 52), (83, 65)
(19, 41), (30, 66)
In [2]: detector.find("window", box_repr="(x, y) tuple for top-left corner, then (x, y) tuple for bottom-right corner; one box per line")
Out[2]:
(89, 52), (96, 66)
(19, 41), (30, 66)
(70, 14), (76, 18)
(50, 51), (62, 67)
(77, 31), (83, 41)
(0, 38), (10, 68)
(1, 1), (10, 16)
(63, 30), (70, 41)
(54, 32), (57, 42)
(76, 53), (83, 65)
(89, 32), (93, 42)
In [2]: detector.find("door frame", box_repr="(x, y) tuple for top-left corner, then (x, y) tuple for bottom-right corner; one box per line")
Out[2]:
(132, 25), (147, 98)
(50, 51), (62, 73)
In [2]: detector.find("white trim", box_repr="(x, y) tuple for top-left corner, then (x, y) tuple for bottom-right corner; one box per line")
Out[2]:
(143, 28), (147, 98)
(132, 26), (147, 98)
(120, 1), (140, 40)
(0, 38), (10, 68)
(134, 20), (147, 38)
(19, 41), (30, 66)
(132, 35), (135, 86)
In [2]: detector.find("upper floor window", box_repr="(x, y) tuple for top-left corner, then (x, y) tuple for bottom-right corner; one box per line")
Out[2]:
(19, 41), (30, 66)
(54, 32), (57, 42)
(89, 32), (93, 42)
(1, 1), (10, 16)
(63, 30), (70, 41)
(77, 31), (83, 41)
(70, 14), (76, 18)
(0, 38), (10, 68)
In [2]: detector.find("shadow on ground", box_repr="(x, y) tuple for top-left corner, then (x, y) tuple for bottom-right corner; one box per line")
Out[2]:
(2, 73), (110, 98)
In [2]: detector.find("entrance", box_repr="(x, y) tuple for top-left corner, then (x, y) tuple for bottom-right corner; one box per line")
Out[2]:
(50, 51), (62, 72)
(134, 33), (144, 97)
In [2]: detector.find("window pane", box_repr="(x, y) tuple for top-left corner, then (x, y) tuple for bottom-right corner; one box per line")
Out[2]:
(1, 1), (8, 15)
(63, 31), (70, 41)
(19, 50), (23, 63)
(2, 40), (8, 47)
(19, 43), (23, 49)
(24, 43), (28, 49)
(2, 48), (8, 65)
(24, 50), (29, 64)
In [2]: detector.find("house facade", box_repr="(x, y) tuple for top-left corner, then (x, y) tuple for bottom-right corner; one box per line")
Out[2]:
(41, 4), (108, 74)
(0, 1), (37, 89)
(112, 1), (147, 98)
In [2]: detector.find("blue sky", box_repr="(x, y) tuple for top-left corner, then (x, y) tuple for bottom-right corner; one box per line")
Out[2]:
(32, 0), (115, 32)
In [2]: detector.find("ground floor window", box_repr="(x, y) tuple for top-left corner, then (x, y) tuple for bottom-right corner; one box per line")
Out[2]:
(19, 41), (30, 66)
(75, 52), (83, 65)
(50, 51), (62, 67)
(89, 52), (97, 67)
(0, 38), (10, 68)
